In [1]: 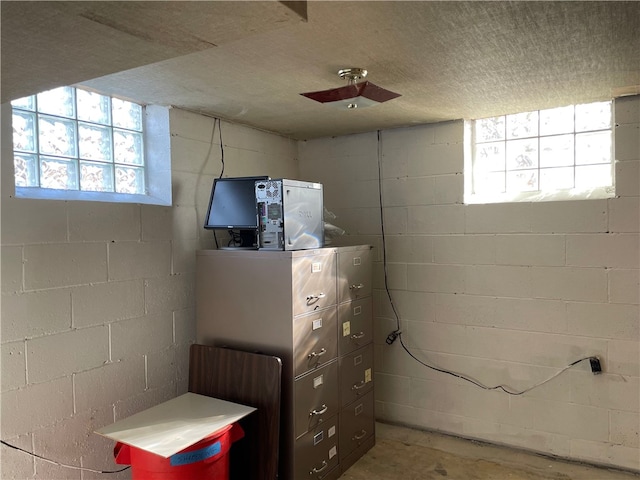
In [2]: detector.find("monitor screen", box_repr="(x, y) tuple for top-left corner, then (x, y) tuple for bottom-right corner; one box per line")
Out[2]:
(204, 176), (268, 230)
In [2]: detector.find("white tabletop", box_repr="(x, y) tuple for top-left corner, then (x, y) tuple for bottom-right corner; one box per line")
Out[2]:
(95, 392), (256, 458)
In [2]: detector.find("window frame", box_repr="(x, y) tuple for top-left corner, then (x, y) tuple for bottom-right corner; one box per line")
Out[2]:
(10, 90), (171, 206)
(464, 101), (615, 204)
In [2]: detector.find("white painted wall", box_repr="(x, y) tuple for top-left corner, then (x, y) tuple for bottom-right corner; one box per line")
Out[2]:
(299, 95), (640, 471)
(0, 106), (298, 479)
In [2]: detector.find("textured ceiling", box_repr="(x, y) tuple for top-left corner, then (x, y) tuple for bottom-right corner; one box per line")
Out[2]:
(1, 1), (305, 103)
(3, 1), (639, 140)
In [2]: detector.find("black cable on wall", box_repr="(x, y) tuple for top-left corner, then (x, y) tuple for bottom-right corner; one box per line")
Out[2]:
(375, 129), (600, 395)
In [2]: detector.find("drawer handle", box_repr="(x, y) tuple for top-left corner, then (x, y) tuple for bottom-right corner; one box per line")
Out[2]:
(351, 332), (365, 340)
(309, 404), (328, 417)
(308, 348), (327, 359)
(306, 293), (326, 301)
(352, 380), (366, 391)
(310, 460), (328, 474)
(352, 429), (367, 441)
(349, 283), (365, 290)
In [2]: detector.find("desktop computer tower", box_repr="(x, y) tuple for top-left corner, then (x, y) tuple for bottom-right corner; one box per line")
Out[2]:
(256, 179), (324, 250)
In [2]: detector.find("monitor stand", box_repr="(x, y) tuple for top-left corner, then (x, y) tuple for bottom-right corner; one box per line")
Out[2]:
(222, 229), (257, 250)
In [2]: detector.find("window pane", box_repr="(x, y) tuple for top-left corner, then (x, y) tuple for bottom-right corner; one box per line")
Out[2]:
(112, 98), (143, 131)
(540, 167), (574, 190)
(77, 90), (111, 125)
(576, 131), (611, 165)
(13, 111), (37, 152)
(470, 100), (613, 202)
(474, 170), (505, 194)
(576, 101), (611, 132)
(507, 169), (538, 192)
(39, 115), (77, 157)
(114, 130), (144, 165)
(115, 166), (145, 194)
(540, 134), (574, 168)
(540, 105), (574, 136)
(80, 161), (114, 192)
(575, 164), (612, 189)
(11, 95), (35, 111)
(37, 87), (75, 118)
(14, 154), (39, 187)
(506, 111), (538, 139)
(79, 123), (113, 161)
(506, 138), (538, 170)
(475, 116), (505, 143)
(12, 85), (151, 199)
(40, 156), (78, 190)
(475, 142), (505, 172)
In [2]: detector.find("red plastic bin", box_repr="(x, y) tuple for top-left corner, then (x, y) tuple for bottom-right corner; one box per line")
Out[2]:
(114, 423), (244, 480)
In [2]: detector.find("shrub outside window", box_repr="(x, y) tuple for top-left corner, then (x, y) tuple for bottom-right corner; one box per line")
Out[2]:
(465, 101), (614, 203)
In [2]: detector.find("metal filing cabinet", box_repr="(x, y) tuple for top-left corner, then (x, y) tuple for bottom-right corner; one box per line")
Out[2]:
(335, 246), (375, 470)
(196, 246), (374, 480)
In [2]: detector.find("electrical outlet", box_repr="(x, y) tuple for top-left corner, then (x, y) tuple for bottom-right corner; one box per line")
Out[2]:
(589, 357), (602, 375)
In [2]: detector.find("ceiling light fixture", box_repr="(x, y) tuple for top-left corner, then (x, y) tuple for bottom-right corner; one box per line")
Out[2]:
(300, 68), (401, 109)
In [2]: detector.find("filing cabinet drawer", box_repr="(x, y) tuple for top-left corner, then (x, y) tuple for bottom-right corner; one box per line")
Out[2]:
(337, 247), (372, 304)
(318, 466), (341, 480)
(339, 343), (374, 407)
(338, 298), (373, 356)
(340, 390), (375, 460)
(295, 361), (339, 438)
(293, 252), (337, 316)
(340, 435), (375, 475)
(294, 307), (338, 378)
(294, 417), (339, 480)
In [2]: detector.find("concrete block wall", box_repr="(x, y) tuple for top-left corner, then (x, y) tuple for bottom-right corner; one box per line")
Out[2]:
(0, 105), (298, 479)
(298, 95), (640, 471)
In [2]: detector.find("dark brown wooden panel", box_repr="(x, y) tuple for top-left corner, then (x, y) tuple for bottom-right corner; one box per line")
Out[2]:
(189, 344), (282, 480)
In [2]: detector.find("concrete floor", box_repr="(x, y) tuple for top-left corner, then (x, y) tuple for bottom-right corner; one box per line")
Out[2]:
(340, 423), (640, 480)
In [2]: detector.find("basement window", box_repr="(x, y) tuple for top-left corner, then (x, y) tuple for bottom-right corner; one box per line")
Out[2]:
(11, 86), (171, 205)
(464, 101), (614, 204)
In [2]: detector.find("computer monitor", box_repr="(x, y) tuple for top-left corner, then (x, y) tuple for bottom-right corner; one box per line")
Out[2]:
(204, 176), (268, 247)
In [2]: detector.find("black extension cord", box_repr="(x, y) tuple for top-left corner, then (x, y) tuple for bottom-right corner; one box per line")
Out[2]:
(0, 440), (130, 474)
